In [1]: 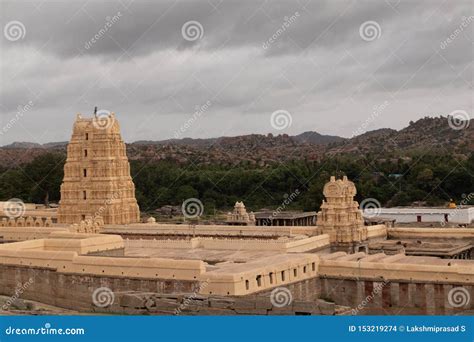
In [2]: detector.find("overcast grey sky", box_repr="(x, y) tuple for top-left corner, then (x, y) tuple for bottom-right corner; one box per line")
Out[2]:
(0, 0), (472, 145)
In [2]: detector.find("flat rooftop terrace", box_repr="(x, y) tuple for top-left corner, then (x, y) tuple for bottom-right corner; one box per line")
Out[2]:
(123, 235), (331, 263)
(126, 245), (296, 263)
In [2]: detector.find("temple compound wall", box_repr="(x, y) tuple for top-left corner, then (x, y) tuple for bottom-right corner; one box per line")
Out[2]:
(0, 203), (57, 223)
(0, 232), (473, 315)
(103, 223), (321, 238)
(317, 251), (474, 314)
(57, 113), (140, 225)
(388, 227), (474, 243)
(0, 216), (53, 228)
(124, 234), (331, 253)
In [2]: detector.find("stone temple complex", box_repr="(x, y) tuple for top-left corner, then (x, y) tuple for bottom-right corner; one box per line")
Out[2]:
(0, 113), (473, 316)
(57, 113), (140, 225)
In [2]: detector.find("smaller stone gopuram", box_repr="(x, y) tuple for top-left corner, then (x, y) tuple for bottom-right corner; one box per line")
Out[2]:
(226, 201), (255, 225)
(317, 176), (368, 252)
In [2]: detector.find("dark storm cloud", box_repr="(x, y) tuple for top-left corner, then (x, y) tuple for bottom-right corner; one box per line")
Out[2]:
(0, 0), (472, 144)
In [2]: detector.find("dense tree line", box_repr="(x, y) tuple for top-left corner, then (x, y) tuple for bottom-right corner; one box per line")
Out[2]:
(0, 152), (473, 214)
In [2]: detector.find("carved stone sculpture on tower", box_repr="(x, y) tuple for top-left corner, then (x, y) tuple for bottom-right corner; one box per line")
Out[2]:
(57, 112), (140, 225)
(316, 176), (368, 252)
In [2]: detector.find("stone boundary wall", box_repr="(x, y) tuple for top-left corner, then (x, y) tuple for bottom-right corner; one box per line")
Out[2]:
(317, 251), (474, 314)
(318, 256), (474, 284)
(366, 224), (387, 240)
(0, 263), (336, 315)
(124, 238), (200, 249)
(0, 227), (69, 242)
(0, 216), (54, 228)
(0, 264), (200, 312)
(124, 235), (330, 253)
(0, 233), (124, 254)
(101, 290), (337, 315)
(104, 223), (319, 237)
(388, 227), (474, 242)
(319, 278), (473, 315)
(2, 261), (470, 315)
(200, 235), (329, 252)
(0, 246), (205, 282)
(0, 205), (57, 221)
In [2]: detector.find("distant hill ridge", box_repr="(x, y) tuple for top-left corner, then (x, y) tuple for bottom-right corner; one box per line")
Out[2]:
(4, 131), (343, 149)
(0, 116), (471, 167)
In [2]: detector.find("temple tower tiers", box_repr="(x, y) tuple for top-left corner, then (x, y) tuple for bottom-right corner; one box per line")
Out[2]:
(316, 176), (368, 252)
(58, 112), (140, 225)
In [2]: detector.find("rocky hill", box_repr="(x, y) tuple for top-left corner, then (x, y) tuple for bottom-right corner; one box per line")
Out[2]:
(326, 116), (473, 156)
(0, 116), (471, 168)
(292, 131), (345, 145)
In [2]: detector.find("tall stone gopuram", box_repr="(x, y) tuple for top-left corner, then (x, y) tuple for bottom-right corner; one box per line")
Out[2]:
(317, 176), (368, 253)
(58, 112), (140, 225)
